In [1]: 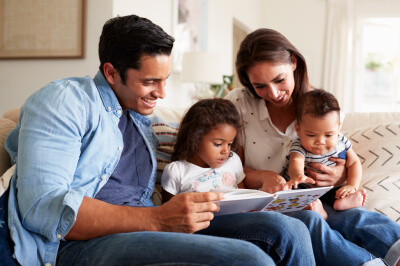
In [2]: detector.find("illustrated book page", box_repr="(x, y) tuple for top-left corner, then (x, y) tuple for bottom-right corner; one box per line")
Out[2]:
(211, 186), (333, 216)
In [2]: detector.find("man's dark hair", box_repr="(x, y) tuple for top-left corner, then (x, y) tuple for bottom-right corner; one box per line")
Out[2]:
(98, 14), (175, 83)
(172, 98), (242, 162)
(295, 89), (341, 124)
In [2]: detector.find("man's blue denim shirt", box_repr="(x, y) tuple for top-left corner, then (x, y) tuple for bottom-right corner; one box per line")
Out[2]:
(5, 71), (158, 265)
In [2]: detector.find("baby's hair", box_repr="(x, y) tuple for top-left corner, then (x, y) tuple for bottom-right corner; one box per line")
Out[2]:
(172, 98), (242, 162)
(296, 89), (340, 124)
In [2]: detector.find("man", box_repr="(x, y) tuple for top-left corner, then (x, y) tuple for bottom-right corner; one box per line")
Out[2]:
(4, 14), (314, 265)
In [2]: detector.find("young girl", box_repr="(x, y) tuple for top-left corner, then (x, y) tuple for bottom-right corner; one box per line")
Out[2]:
(286, 89), (368, 219)
(161, 98), (245, 203)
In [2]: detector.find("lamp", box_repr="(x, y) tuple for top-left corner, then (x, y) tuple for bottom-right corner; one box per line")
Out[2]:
(180, 52), (223, 101)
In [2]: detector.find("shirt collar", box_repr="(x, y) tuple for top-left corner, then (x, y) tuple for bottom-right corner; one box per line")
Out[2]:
(94, 70), (122, 113)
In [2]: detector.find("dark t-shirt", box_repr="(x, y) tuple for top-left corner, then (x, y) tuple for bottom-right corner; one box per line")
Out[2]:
(95, 111), (152, 207)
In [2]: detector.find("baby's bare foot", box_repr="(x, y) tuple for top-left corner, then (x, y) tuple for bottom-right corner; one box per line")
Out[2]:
(333, 189), (368, 211)
(304, 199), (328, 220)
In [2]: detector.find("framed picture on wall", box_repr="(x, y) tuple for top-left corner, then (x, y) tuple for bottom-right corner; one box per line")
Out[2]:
(171, 0), (208, 73)
(0, 0), (86, 59)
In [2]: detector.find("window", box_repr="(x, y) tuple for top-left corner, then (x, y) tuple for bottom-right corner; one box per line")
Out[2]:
(356, 18), (400, 112)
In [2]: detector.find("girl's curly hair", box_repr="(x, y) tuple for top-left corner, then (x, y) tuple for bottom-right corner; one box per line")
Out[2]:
(172, 98), (242, 162)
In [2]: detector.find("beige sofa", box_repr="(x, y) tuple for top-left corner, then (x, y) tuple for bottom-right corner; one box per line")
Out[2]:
(1, 107), (400, 224)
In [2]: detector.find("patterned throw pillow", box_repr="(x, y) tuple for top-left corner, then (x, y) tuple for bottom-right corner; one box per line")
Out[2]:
(343, 122), (400, 224)
(151, 116), (179, 184)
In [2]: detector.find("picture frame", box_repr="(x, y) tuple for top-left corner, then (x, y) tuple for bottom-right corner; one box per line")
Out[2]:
(0, 0), (86, 59)
(171, 0), (208, 73)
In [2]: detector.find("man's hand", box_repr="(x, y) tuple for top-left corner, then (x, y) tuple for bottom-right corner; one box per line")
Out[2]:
(306, 157), (347, 187)
(156, 192), (224, 234)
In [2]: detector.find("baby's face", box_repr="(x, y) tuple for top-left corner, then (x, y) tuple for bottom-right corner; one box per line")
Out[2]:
(295, 112), (340, 155)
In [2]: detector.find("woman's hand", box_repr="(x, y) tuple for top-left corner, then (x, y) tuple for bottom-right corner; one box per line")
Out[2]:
(306, 157), (347, 187)
(260, 172), (287, 193)
(243, 166), (287, 193)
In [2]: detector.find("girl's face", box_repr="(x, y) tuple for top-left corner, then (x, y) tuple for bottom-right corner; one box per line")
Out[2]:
(247, 59), (297, 108)
(295, 112), (341, 155)
(188, 124), (237, 168)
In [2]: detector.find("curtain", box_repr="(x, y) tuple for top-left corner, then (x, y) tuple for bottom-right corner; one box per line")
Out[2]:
(322, 0), (356, 112)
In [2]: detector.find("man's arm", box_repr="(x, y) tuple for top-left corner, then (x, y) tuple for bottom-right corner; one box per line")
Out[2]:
(66, 192), (224, 240)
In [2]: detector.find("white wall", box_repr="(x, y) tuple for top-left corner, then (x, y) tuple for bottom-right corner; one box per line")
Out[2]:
(261, 0), (327, 88)
(113, 0), (268, 109)
(0, 0), (113, 115)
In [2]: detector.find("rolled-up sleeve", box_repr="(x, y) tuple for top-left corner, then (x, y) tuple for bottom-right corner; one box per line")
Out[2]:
(13, 80), (89, 241)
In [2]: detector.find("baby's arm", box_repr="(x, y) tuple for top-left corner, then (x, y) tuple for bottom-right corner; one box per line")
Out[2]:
(336, 147), (362, 199)
(288, 152), (316, 189)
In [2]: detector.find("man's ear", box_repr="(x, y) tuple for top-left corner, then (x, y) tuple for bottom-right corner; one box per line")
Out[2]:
(103, 62), (119, 85)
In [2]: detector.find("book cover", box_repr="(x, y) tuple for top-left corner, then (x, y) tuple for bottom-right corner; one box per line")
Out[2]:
(211, 186), (333, 216)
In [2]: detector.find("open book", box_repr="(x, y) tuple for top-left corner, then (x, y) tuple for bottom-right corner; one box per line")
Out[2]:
(211, 186), (333, 216)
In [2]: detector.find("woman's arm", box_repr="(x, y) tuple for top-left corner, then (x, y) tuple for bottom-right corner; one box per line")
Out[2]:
(306, 157), (347, 187)
(243, 166), (287, 193)
(237, 145), (286, 193)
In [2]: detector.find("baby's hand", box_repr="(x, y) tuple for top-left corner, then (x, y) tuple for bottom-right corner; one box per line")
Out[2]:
(336, 185), (357, 199)
(287, 175), (315, 189)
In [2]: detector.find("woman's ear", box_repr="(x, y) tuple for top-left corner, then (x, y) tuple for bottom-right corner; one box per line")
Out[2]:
(103, 62), (120, 85)
(291, 54), (297, 71)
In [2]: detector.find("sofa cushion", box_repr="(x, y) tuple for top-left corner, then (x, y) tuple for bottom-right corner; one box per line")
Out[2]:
(0, 118), (16, 176)
(2, 108), (20, 124)
(343, 122), (400, 224)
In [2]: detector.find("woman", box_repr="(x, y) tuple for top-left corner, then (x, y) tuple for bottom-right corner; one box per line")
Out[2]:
(225, 28), (400, 266)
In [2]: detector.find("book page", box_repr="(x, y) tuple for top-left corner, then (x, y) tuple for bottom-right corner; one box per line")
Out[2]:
(263, 186), (333, 213)
(211, 189), (276, 216)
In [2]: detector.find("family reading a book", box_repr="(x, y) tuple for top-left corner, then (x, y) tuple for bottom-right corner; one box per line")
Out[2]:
(162, 28), (400, 265)
(3, 13), (400, 266)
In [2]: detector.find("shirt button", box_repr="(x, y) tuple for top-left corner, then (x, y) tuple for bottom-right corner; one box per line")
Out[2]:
(56, 234), (62, 239)
(107, 107), (111, 111)
(101, 174), (107, 180)
(45, 263), (51, 266)
(115, 121), (118, 125)
(117, 110), (121, 115)
(118, 146), (122, 151)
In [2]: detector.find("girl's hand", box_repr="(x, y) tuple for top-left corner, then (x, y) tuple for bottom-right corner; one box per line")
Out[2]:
(286, 175), (315, 189)
(306, 157), (346, 187)
(336, 185), (357, 199)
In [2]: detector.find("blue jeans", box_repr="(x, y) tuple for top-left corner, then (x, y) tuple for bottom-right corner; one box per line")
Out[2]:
(197, 211), (315, 266)
(286, 204), (400, 266)
(57, 232), (274, 266)
(326, 204), (400, 265)
(57, 211), (315, 265)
